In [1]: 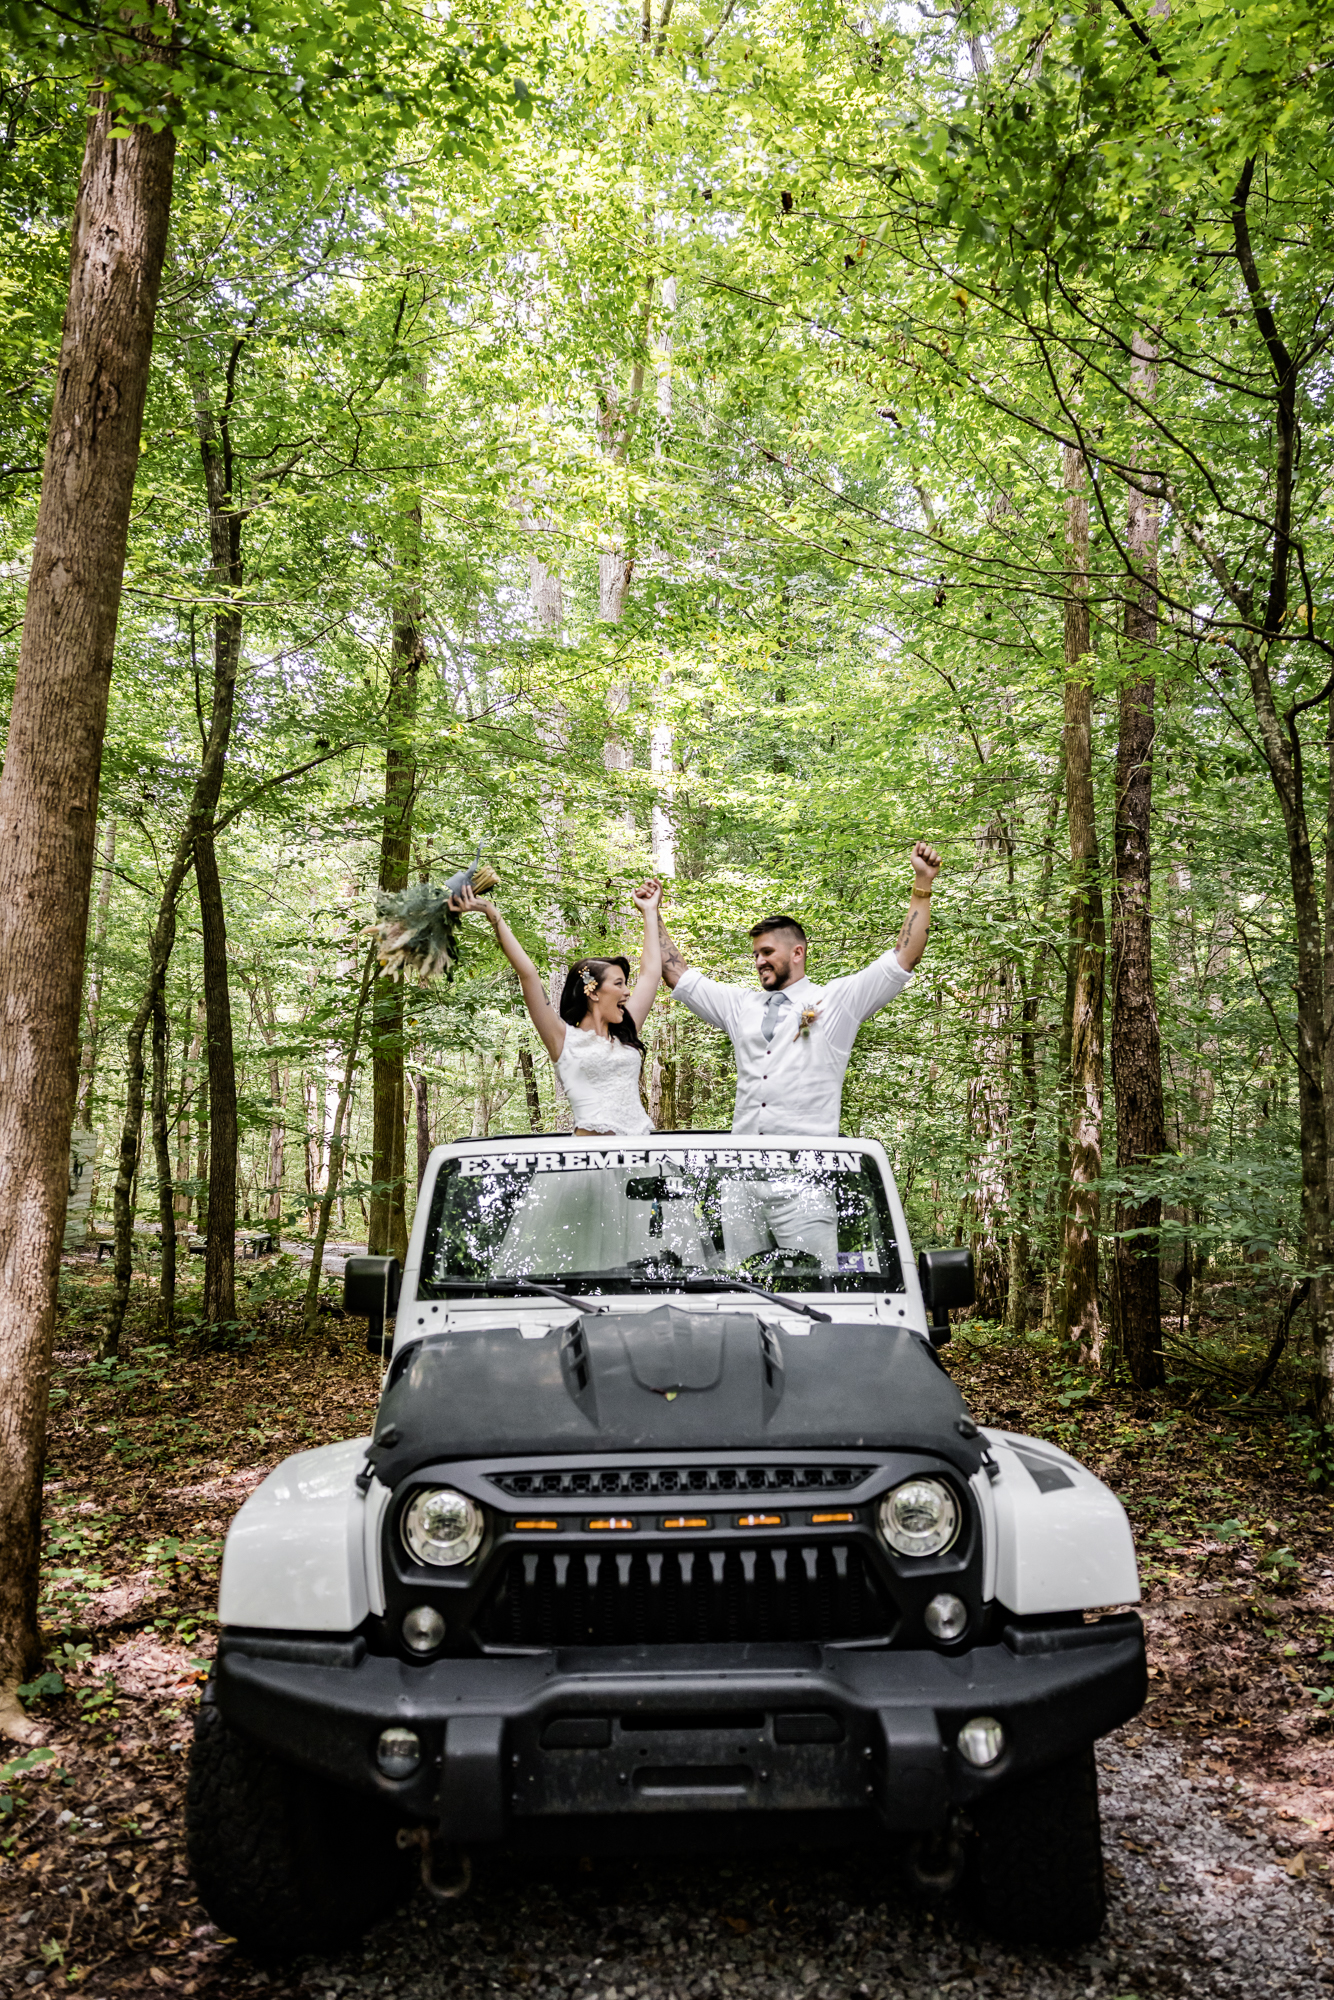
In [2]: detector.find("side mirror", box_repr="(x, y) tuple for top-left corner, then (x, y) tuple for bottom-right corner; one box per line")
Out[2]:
(917, 1247), (974, 1348)
(345, 1256), (401, 1356)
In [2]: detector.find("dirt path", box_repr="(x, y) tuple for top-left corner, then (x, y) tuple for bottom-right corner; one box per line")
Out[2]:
(4, 1729), (1330, 1997)
(274, 1736), (1329, 2000)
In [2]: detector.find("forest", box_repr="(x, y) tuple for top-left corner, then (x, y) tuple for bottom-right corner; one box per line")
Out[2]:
(1, 0), (1333, 1987)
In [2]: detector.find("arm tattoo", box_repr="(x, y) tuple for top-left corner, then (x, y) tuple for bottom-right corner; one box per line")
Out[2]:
(658, 917), (688, 985)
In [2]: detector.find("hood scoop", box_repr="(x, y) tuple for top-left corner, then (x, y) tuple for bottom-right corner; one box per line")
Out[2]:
(361, 1310), (982, 1488)
(619, 1306), (726, 1395)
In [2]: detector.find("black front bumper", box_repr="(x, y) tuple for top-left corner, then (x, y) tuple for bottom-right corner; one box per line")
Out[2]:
(214, 1614), (1144, 1842)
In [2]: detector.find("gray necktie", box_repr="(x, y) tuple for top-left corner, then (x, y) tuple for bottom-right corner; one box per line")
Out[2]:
(761, 990), (791, 1043)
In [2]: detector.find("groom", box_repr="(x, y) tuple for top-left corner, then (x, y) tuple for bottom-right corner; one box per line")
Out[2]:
(644, 840), (942, 1267)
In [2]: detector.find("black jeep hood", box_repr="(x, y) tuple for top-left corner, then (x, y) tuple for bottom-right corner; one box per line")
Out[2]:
(364, 1307), (981, 1490)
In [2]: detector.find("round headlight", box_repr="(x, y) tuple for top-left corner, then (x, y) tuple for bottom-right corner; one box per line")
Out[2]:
(402, 1487), (485, 1567)
(878, 1477), (960, 1558)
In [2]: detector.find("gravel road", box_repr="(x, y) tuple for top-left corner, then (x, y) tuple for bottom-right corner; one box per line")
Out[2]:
(272, 1737), (1330, 2000)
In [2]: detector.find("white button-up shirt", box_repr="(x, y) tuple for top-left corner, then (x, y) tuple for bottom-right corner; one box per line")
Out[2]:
(673, 952), (913, 1135)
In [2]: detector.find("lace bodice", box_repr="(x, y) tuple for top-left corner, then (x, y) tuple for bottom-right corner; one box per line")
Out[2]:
(553, 1026), (653, 1135)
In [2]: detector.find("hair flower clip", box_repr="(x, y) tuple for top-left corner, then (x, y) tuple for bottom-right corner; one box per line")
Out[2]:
(793, 1005), (822, 1041)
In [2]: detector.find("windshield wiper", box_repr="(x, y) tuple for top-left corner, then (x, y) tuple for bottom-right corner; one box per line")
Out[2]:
(615, 1270), (832, 1323)
(424, 1277), (608, 1314)
(426, 1271), (828, 1323)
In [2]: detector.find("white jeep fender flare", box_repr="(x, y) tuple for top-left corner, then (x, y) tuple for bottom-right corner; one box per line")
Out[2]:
(970, 1429), (1140, 1615)
(217, 1439), (391, 1631)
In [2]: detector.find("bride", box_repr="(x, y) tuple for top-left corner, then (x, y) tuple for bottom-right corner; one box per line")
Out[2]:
(449, 877), (664, 1135)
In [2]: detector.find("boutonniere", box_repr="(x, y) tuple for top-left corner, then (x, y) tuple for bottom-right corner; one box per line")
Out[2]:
(793, 1005), (822, 1041)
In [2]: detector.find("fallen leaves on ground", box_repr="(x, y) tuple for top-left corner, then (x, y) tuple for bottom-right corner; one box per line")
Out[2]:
(1, 1284), (1332, 1995)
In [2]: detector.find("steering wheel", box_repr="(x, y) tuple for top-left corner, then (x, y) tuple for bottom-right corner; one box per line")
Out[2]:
(741, 1250), (820, 1276)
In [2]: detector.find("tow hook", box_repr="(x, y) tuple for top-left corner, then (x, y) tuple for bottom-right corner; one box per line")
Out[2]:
(397, 1825), (472, 1901)
(905, 1820), (968, 1898)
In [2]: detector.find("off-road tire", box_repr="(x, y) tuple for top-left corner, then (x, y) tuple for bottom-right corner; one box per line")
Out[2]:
(186, 1700), (411, 1960)
(968, 1747), (1106, 1947)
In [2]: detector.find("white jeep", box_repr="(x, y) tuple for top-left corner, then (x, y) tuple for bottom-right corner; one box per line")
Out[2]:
(186, 1133), (1144, 1958)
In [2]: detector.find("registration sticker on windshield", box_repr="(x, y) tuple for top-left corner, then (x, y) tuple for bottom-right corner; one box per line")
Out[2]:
(456, 1147), (865, 1177)
(837, 1249), (880, 1273)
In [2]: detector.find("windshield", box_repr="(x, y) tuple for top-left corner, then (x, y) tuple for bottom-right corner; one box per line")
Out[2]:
(419, 1144), (904, 1297)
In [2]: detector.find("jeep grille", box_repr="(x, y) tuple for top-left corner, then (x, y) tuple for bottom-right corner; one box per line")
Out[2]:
(474, 1542), (894, 1648)
(489, 1464), (874, 1500)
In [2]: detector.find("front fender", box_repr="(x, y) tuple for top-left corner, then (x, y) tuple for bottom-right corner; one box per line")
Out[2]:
(218, 1439), (390, 1631)
(982, 1429), (1140, 1614)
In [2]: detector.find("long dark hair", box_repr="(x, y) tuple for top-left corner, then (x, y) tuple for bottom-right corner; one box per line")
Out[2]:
(558, 957), (645, 1053)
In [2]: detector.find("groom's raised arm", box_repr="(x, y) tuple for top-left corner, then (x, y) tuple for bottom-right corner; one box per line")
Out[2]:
(822, 840), (943, 1048)
(893, 840), (942, 973)
(656, 914), (690, 991)
(642, 895), (736, 1033)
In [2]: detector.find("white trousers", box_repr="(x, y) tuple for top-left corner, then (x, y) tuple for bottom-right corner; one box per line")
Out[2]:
(720, 1178), (838, 1271)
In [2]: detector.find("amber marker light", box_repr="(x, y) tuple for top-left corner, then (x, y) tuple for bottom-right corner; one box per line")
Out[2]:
(514, 1519), (560, 1532)
(810, 1511), (856, 1525)
(587, 1516), (636, 1531)
(736, 1512), (784, 1529)
(662, 1515), (711, 1530)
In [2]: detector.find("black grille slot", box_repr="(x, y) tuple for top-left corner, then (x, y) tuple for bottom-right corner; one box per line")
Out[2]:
(492, 1463), (874, 1500)
(474, 1542), (894, 1647)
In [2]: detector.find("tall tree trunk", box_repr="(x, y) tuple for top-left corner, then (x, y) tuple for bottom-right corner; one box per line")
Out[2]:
(518, 1047), (542, 1131)
(368, 536), (420, 1262)
(302, 1071), (319, 1232)
(104, 346), (245, 1352)
(0, 85), (176, 1732)
(1114, 336), (1168, 1389)
(266, 1062), (286, 1225)
(197, 834), (237, 1322)
(598, 332), (648, 831)
(411, 1070), (432, 1190)
(1007, 754), (1065, 1330)
(190, 353), (245, 1322)
(106, 864), (195, 1355)
(303, 952), (375, 1334)
(151, 982), (176, 1327)
(1057, 442), (1106, 1364)
(174, 982), (198, 1221)
(523, 480), (575, 1059)
(249, 972), (286, 1226)
(651, 713), (676, 878)
(76, 815), (116, 1128)
(195, 1059), (209, 1234)
(678, 1050), (696, 1129)
(1228, 158), (1333, 1416)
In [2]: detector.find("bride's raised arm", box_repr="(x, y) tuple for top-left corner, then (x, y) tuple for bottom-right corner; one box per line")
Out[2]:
(623, 878), (664, 1031)
(449, 886), (565, 1062)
